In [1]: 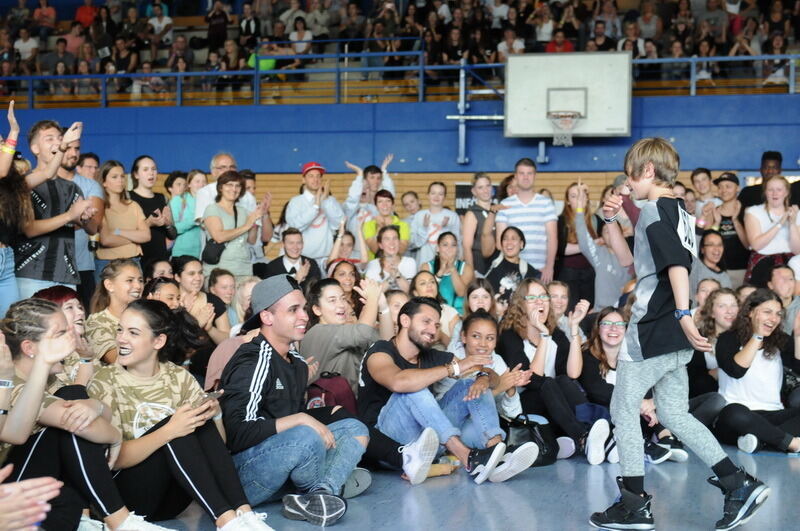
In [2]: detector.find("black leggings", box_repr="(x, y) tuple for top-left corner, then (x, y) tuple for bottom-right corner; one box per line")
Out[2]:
(3, 385), (125, 531)
(715, 403), (800, 452)
(307, 406), (403, 470)
(521, 375), (590, 441)
(113, 417), (249, 522)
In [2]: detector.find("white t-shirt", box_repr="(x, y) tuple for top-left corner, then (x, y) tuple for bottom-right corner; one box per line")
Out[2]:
(523, 337), (558, 378)
(148, 15), (174, 43)
(496, 193), (558, 269)
(497, 39), (524, 58)
(490, 4), (509, 29)
(364, 256), (417, 283)
(718, 348), (784, 411)
(744, 204), (800, 255)
(14, 37), (39, 60)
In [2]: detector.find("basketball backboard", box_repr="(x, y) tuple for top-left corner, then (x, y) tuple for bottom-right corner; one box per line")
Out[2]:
(504, 52), (632, 139)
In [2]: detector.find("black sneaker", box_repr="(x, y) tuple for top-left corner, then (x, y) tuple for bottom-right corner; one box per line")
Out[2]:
(708, 468), (770, 530)
(282, 490), (347, 526)
(589, 477), (655, 530)
(644, 440), (671, 464)
(466, 443), (506, 485)
(656, 435), (689, 462)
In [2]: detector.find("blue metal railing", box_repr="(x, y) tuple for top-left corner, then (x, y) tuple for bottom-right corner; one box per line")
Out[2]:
(1, 52), (796, 108)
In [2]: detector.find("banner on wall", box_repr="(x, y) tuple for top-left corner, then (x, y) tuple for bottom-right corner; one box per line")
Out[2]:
(454, 182), (498, 216)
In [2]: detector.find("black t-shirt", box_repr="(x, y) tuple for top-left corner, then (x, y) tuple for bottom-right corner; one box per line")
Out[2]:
(718, 215), (750, 270)
(357, 339), (453, 427)
(486, 258), (540, 303)
(130, 191), (170, 266)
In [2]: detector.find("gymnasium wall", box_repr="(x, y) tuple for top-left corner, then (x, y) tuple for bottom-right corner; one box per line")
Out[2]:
(14, 94), (799, 178)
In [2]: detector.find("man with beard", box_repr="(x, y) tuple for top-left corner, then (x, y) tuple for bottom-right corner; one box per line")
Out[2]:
(358, 297), (521, 485)
(58, 135), (104, 307)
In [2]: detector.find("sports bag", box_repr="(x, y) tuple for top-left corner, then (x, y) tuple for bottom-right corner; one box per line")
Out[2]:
(306, 372), (358, 415)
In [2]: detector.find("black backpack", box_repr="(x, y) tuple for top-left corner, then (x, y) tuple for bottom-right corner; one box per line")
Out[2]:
(502, 414), (560, 467)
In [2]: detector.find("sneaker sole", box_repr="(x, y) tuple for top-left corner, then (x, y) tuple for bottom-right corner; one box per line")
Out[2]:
(589, 519), (656, 530)
(656, 443), (689, 463)
(404, 427), (439, 486)
(587, 420), (611, 465)
(488, 442), (539, 483)
(645, 448), (672, 465)
(557, 436), (576, 459)
(471, 443), (506, 485)
(281, 493), (347, 527)
(342, 467), (372, 499)
(716, 485), (770, 531)
(737, 434), (759, 454)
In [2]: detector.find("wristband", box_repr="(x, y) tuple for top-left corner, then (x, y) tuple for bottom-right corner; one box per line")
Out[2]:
(603, 215), (618, 224)
(451, 359), (461, 378)
(79, 358), (93, 364)
(97, 401), (104, 417)
(539, 332), (551, 338)
(0, 379), (13, 389)
(0, 409), (7, 415)
(711, 225), (720, 231)
(752, 334), (764, 341)
(0, 145), (15, 155)
(4, 138), (17, 147)
(213, 412), (223, 421)
(445, 362), (455, 378)
(575, 208), (585, 213)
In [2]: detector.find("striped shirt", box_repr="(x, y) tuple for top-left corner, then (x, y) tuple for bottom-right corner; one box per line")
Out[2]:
(496, 194), (557, 268)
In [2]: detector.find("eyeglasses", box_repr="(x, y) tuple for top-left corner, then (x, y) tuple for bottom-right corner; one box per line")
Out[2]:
(524, 295), (550, 301)
(599, 320), (627, 328)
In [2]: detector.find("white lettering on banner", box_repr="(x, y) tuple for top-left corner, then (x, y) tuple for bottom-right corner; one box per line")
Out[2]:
(676, 206), (697, 257)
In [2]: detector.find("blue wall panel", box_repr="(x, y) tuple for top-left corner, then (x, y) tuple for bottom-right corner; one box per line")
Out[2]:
(13, 93), (800, 173)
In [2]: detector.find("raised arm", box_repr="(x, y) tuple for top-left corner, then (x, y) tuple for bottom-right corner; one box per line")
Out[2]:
(0, 101), (19, 179)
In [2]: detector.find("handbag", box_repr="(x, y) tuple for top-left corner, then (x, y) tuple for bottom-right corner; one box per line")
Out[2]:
(502, 414), (559, 467)
(201, 206), (237, 265)
(782, 365), (800, 404)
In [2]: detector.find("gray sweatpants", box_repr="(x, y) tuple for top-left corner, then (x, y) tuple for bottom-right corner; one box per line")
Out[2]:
(611, 349), (728, 477)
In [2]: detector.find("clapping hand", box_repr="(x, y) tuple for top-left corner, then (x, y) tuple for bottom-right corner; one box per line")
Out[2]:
(568, 299), (590, 329)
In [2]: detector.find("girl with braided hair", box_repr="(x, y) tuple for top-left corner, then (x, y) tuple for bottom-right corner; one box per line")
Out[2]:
(0, 298), (169, 530)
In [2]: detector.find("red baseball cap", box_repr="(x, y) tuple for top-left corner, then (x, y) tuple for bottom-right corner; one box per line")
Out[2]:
(301, 161), (326, 176)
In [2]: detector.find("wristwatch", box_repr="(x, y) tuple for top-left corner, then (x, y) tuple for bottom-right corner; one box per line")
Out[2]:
(674, 309), (692, 320)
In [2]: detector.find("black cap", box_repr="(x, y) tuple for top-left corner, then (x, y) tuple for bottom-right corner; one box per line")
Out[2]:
(713, 172), (739, 186)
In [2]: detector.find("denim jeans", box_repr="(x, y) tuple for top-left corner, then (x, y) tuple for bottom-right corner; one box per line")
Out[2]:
(0, 247), (20, 317)
(16, 277), (75, 301)
(232, 418), (367, 506)
(377, 378), (504, 449)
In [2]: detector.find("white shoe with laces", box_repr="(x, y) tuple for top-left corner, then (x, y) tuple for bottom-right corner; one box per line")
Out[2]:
(488, 442), (539, 483)
(237, 510), (274, 530)
(112, 512), (171, 530)
(400, 427), (439, 485)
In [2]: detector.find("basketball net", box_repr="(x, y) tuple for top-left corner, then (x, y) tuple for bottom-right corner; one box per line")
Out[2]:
(547, 111), (582, 147)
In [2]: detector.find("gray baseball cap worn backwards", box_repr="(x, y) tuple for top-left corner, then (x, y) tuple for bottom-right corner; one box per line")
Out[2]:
(241, 275), (301, 331)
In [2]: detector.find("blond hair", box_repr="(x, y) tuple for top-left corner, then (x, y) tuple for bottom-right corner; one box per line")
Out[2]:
(624, 137), (680, 186)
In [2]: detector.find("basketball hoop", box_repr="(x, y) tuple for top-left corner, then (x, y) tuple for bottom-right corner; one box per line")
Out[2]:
(547, 111), (582, 147)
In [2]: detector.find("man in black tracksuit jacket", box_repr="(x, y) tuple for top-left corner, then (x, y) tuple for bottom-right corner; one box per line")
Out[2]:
(219, 275), (369, 527)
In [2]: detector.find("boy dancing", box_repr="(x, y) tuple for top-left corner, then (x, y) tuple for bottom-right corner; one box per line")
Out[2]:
(590, 138), (769, 531)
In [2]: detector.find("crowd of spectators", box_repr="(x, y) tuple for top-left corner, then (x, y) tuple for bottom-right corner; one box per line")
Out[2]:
(1, 0), (799, 95)
(1, 102), (799, 529)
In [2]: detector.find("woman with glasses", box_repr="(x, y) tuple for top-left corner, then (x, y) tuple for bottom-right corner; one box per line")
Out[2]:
(690, 230), (732, 296)
(497, 278), (611, 465)
(714, 288), (800, 454)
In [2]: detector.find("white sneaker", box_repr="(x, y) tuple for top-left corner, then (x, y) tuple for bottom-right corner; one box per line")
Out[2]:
(605, 435), (619, 464)
(113, 513), (171, 530)
(78, 514), (104, 530)
(488, 442), (539, 483)
(585, 419), (610, 465)
(738, 434), (760, 454)
(235, 510), (274, 531)
(400, 427), (439, 485)
(556, 436), (576, 459)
